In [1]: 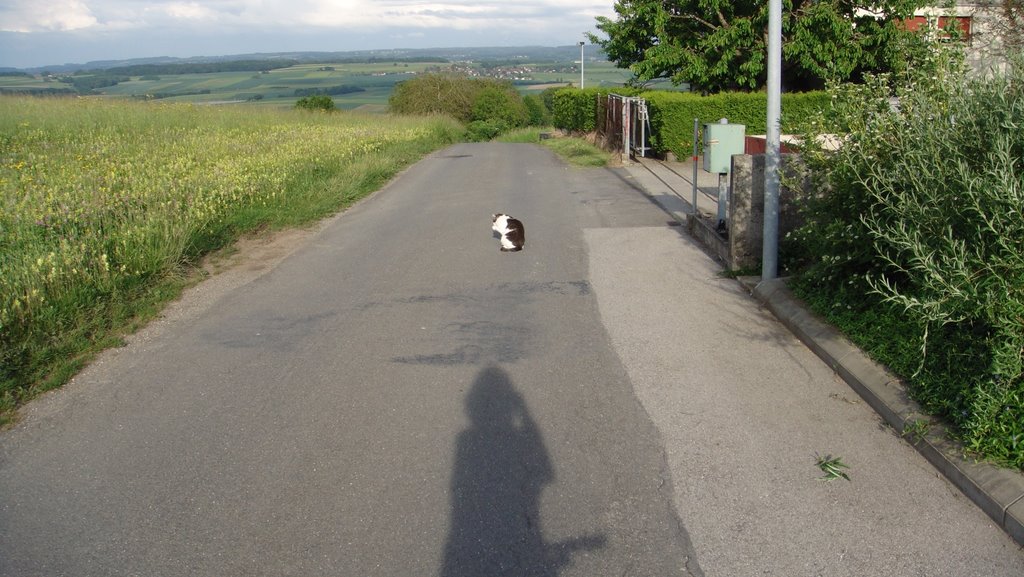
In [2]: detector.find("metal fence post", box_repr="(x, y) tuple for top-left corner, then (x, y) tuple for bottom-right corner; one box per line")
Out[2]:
(692, 118), (699, 214)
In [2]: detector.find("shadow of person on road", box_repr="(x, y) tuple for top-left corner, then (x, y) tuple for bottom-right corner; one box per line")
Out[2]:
(440, 365), (605, 577)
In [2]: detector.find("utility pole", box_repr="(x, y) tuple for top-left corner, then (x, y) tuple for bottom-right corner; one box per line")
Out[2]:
(578, 41), (585, 89)
(763, 0), (782, 280)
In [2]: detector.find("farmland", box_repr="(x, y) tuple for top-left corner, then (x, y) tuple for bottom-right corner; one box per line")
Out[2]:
(1, 55), (643, 111)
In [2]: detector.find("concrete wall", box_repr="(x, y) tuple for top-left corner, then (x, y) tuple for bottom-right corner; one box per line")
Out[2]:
(728, 154), (806, 270)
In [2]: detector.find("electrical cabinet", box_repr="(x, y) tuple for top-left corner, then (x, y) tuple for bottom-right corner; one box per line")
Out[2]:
(703, 123), (746, 174)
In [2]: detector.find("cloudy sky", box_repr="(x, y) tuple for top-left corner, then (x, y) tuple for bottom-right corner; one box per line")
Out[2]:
(0, 0), (616, 69)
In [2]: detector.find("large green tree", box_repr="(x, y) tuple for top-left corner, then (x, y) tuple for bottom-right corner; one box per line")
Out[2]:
(590, 0), (931, 92)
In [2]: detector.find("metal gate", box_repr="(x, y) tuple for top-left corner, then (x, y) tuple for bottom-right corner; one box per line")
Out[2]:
(603, 94), (651, 158)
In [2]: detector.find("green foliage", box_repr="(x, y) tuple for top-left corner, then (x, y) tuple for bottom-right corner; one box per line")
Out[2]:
(541, 137), (611, 167)
(60, 74), (131, 94)
(644, 90), (830, 158)
(590, 0), (931, 93)
(552, 87), (829, 157)
(389, 74), (540, 138)
(294, 85), (365, 97)
(104, 59), (298, 76)
(790, 45), (1024, 469)
(471, 85), (528, 128)
(551, 88), (601, 132)
(523, 94), (551, 126)
(466, 120), (508, 142)
(295, 95), (336, 111)
(390, 74), (495, 122)
(815, 454), (851, 481)
(550, 86), (644, 132)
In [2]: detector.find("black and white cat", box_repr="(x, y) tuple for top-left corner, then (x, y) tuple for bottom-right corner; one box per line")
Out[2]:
(491, 213), (525, 252)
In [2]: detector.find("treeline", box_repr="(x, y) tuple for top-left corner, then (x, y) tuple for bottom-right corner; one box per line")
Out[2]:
(294, 85), (366, 97)
(321, 57), (448, 64)
(0, 87), (75, 96)
(100, 59), (298, 76)
(60, 75), (130, 93)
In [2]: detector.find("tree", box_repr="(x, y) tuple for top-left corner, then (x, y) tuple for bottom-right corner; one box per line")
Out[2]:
(295, 95), (336, 112)
(590, 0), (931, 92)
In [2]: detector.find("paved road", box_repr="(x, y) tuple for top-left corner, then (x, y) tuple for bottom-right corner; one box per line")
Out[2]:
(0, 143), (699, 576)
(2, 143), (1022, 576)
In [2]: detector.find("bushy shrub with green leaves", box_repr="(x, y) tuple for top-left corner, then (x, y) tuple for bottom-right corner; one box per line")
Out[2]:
(466, 120), (508, 142)
(471, 86), (528, 129)
(523, 94), (551, 126)
(790, 47), (1024, 469)
(389, 74), (537, 138)
(294, 95), (336, 112)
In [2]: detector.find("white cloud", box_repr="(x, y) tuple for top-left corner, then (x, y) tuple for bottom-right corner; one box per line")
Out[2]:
(1, 0), (97, 32)
(1, 1), (612, 33)
(0, 0), (615, 68)
(160, 2), (221, 21)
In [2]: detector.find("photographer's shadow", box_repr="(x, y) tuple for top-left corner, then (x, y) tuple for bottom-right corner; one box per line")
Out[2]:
(440, 365), (604, 576)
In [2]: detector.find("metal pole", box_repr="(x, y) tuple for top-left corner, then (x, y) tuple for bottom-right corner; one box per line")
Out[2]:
(763, 0), (782, 280)
(692, 118), (699, 214)
(717, 174), (727, 225)
(578, 42), (585, 89)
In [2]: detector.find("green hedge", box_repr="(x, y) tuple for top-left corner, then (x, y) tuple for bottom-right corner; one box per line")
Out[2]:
(644, 91), (830, 158)
(551, 86), (644, 133)
(553, 87), (830, 159)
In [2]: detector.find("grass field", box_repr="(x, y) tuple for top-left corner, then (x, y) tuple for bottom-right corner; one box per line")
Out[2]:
(0, 95), (464, 424)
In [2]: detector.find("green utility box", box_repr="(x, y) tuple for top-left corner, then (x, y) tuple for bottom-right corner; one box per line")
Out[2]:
(703, 122), (746, 174)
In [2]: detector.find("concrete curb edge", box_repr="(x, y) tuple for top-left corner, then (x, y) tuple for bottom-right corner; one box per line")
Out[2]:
(744, 276), (1024, 547)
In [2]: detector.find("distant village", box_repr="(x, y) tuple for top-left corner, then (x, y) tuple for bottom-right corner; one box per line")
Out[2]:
(422, 62), (579, 82)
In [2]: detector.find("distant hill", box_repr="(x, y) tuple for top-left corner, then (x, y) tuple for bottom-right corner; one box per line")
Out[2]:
(23, 46), (606, 74)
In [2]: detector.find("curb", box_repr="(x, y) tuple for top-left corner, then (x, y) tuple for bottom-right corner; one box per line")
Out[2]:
(745, 277), (1024, 547)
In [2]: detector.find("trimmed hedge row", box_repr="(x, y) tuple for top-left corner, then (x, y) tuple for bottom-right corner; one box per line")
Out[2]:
(552, 88), (830, 159)
(551, 87), (644, 133)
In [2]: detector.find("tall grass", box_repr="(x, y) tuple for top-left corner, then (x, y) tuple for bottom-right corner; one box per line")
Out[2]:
(0, 96), (463, 423)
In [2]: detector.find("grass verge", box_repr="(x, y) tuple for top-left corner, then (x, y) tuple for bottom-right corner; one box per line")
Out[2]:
(497, 127), (612, 167)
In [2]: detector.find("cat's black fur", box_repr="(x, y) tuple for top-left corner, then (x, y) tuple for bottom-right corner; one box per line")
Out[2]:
(491, 213), (525, 252)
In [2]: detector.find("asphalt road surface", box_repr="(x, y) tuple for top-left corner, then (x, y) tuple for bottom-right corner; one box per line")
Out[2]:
(2, 143), (1022, 576)
(0, 143), (701, 576)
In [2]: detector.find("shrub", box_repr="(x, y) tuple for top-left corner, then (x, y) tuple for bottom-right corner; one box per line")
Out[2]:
(523, 94), (551, 126)
(466, 120), (508, 142)
(471, 85), (528, 128)
(790, 46), (1024, 469)
(295, 95), (336, 112)
(390, 74), (539, 137)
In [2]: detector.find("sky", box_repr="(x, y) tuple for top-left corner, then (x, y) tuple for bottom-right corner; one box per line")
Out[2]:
(0, 0), (617, 69)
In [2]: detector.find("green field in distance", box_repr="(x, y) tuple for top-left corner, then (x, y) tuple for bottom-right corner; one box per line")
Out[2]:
(0, 58), (685, 111)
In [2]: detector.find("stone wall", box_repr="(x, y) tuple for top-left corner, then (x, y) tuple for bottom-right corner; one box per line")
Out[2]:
(727, 154), (806, 270)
